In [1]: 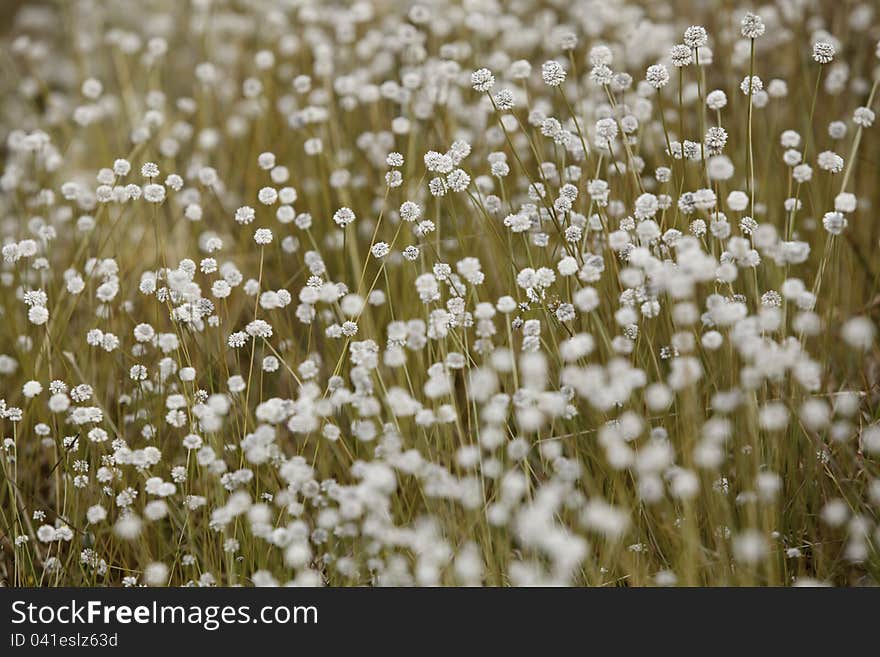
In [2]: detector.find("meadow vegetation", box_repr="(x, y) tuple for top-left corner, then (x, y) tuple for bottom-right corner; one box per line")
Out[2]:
(1, 0), (880, 586)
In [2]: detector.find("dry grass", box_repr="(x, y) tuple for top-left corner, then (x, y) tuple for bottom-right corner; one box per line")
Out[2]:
(1, 0), (879, 586)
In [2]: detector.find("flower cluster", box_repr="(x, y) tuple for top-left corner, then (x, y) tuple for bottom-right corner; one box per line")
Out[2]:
(1, 1), (879, 588)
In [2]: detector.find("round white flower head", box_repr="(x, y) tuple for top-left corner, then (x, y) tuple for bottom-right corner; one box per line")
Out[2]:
(399, 201), (421, 222)
(509, 60), (531, 79)
(333, 207), (356, 227)
(822, 211), (847, 235)
(705, 126), (728, 154)
(143, 183), (165, 203)
(470, 68), (495, 92)
(646, 64), (670, 89)
(235, 206), (255, 224)
(842, 316), (875, 350)
(670, 44), (692, 67)
(541, 60), (566, 86)
(81, 77), (103, 99)
(254, 228), (273, 245)
(496, 295), (517, 313)
(494, 89), (514, 111)
(144, 562), (169, 586)
(740, 76), (763, 95)
(258, 186), (278, 205)
(812, 41), (835, 64)
(141, 162), (159, 178)
(853, 107), (875, 128)
(589, 45), (613, 67)
(113, 159), (131, 176)
(827, 121), (847, 140)
(590, 64), (613, 86)
(817, 150), (844, 173)
(834, 192), (856, 213)
(740, 12), (765, 38)
(706, 89), (727, 109)
(559, 32), (577, 51)
(762, 79), (785, 98)
(257, 151), (276, 170)
(28, 306), (49, 325)
(23, 380), (43, 398)
(596, 117), (618, 142)
(165, 174), (183, 191)
(683, 26), (708, 49)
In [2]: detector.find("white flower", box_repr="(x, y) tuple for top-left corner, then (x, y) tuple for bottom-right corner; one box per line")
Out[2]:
(235, 206), (255, 224)
(257, 151), (276, 169)
(740, 12), (765, 39)
(257, 187), (278, 205)
(853, 107), (875, 128)
(822, 212), (846, 235)
(541, 60), (566, 86)
(646, 64), (670, 88)
(842, 316), (875, 350)
(670, 44), (692, 67)
(595, 118), (618, 141)
(333, 207), (356, 227)
(470, 68), (495, 92)
(683, 26), (708, 49)
(36, 525), (57, 542)
(817, 151), (844, 173)
(143, 183), (165, 203)
(740, 76), (763, 95)
(28, 306), (49, 325)
(812, 41), (835, 64)
(141, 162), (160, 178)
(22, 380), (43, 398)
(143, 562), (169, 586)
(86, 505), (107, 524)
